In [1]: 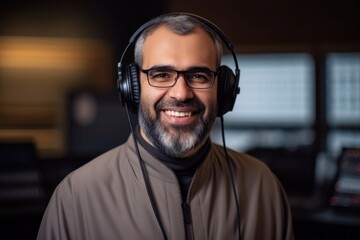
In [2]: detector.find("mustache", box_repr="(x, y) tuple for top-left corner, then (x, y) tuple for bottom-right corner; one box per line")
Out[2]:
(156, 98), (205, 112)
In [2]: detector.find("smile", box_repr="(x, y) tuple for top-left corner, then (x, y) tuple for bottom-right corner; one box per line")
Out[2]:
(165, 110), (192, 117)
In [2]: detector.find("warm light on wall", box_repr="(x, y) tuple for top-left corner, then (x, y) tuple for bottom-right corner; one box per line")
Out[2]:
(0, 36), (109, 70)
(0, 36), (113, 158)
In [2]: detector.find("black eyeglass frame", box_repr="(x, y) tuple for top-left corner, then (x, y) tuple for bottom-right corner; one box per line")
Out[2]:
(140, 67), (218, 89)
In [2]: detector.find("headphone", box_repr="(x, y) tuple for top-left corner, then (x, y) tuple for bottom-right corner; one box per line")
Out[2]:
(117, 12), (240, 117)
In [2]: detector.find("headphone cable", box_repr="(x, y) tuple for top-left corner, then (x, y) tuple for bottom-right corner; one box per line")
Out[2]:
(220, 116), (242, 240)
(125, 104), (168, 240)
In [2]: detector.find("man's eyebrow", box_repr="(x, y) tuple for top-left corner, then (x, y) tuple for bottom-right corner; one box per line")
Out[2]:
(147, 65), (214, 72)
(145, 65), (175, 70)
(186, 66), (214, 72)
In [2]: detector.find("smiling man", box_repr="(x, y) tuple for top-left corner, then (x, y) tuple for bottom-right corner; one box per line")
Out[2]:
(37, 13), (294, 240)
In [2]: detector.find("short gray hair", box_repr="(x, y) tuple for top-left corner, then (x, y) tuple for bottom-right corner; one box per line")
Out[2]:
(134, 14), (223, 68)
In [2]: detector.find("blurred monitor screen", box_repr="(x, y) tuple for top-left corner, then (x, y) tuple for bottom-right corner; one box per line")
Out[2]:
(326, 53), (360, 125)
(221, 53), (315, 127)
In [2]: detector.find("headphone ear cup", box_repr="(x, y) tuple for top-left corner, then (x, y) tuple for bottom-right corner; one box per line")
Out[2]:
(118, 63), (141, 113)
(217, 65), (237, 116)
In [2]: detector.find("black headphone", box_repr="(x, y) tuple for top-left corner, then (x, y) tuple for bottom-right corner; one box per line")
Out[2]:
(117, 12), (240, 117)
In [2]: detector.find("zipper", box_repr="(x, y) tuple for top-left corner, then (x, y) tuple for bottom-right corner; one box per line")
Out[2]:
(155, 162), (194, 239)
(182, 202), (194, 240)
(182, 202), (192, 224)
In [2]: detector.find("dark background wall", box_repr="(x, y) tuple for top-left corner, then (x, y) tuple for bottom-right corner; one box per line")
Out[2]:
(165, 0), (360, 47)
(2, 0), (358, 57)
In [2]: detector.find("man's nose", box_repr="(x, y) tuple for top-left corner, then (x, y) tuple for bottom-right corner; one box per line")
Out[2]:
(167, 75), (194, 101)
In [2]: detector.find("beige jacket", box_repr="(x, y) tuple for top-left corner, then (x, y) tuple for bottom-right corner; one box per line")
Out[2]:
(37, 134), (294, 240)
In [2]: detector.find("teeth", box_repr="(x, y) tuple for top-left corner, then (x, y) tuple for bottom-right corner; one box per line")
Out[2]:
(165, 110), (192, 117)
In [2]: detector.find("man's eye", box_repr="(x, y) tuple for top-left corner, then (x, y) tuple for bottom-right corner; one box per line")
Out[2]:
(188, 72), (211, 81)
(150, 71), (172, 79)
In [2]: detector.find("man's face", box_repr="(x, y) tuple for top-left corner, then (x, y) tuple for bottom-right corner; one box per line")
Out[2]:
(138, 26), (218, 158)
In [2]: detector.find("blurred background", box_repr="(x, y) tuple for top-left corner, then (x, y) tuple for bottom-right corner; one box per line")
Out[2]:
(0, 0), (359, 239)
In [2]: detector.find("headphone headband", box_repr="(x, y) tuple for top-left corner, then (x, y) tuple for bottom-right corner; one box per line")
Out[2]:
(117, 12), (240, 116)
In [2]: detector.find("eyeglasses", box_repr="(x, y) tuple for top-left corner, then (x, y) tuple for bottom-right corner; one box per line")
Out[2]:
(140, 67), (217, 89)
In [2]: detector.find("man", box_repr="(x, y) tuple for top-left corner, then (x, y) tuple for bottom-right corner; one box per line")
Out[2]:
(37, 13), (294, 240)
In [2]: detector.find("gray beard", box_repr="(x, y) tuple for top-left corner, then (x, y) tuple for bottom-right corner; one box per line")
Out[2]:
(138, 99), (216, 158)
